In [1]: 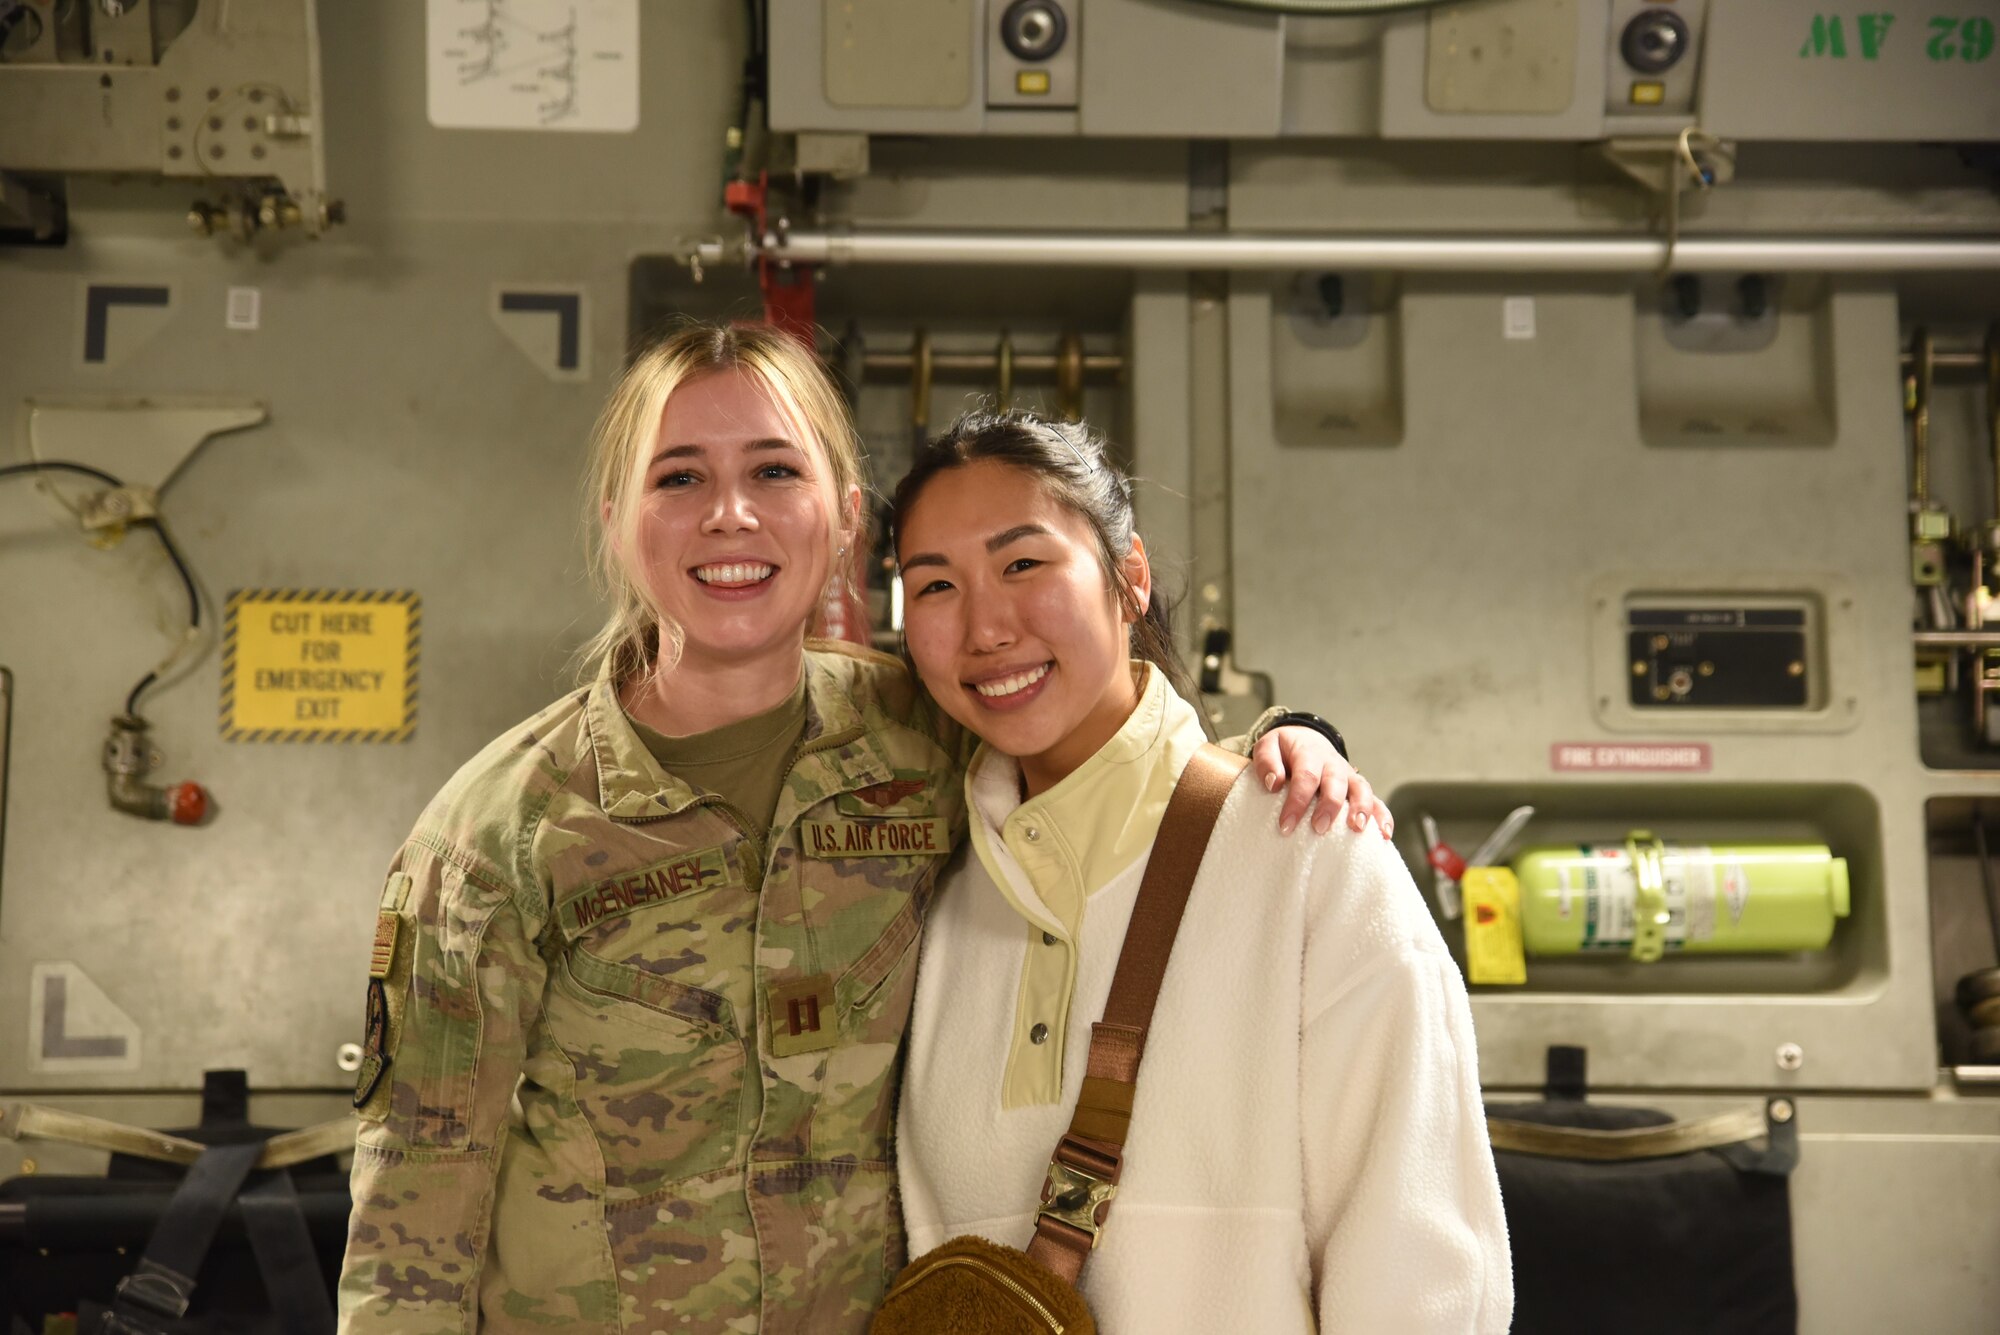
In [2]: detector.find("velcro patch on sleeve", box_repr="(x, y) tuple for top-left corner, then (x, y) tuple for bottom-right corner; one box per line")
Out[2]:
(378, 870), (412, 912)
(803, 817), (947, 859)
(556, 844), (739, 935)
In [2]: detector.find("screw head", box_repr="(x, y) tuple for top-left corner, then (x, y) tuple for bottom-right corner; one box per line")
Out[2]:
(336, 1042), (364, 1073)
(1770, 1098), (1795, 1123)
(1775, 1042), (1804, 1072)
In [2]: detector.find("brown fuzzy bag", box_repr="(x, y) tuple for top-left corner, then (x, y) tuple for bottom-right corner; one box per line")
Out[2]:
(871, 1233), (1095, 1334)
(867, 747), (1247, 1335)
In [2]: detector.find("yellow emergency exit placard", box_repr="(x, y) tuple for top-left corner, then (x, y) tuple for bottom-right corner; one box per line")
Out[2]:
(222, 590), (419, 742)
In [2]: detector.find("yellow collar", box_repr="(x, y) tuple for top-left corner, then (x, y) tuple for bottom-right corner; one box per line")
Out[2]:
(965, 663), (1209, 938)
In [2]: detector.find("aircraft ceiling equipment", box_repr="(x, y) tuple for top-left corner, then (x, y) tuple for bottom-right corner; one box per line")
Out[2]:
(768, 0), (2000, 142)
(0, 0), (340, 246)
(1906, 327), (2000, 750)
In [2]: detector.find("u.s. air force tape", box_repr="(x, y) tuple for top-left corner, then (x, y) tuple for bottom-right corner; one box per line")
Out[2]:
(803, 817), (948, 859)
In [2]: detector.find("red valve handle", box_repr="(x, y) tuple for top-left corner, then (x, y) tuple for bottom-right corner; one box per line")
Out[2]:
(168, 782), (209, 826)
(1426, 843), (1467, 881)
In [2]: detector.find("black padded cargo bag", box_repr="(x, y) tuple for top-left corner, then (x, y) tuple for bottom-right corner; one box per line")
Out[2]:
(2, 1071), (343, 1335)
(1488, 1046), (1800, 1335)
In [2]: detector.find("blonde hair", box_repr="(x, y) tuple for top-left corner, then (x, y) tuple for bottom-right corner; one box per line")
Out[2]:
(579, 321), (865, 683)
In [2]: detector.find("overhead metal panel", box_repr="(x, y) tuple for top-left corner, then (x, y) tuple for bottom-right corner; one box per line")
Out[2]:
(1704, 0), (2000, 142)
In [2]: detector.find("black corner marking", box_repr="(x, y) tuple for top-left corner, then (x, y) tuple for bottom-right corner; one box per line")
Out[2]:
(83, 284), (171, 363)
(499, 291), (582, 371)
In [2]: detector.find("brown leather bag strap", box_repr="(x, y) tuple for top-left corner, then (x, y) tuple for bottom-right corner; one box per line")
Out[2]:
(1026, 743), (1249, 1284)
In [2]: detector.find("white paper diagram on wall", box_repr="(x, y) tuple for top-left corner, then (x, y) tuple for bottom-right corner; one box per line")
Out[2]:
(427, 0), (639, 131)
(28, 962), (143, 1074)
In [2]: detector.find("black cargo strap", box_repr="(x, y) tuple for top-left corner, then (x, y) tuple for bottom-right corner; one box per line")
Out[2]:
(93, 1139), (264, 1333)
(239, 1167), (336, 1334)
(1544, 1044), (1588, 1102)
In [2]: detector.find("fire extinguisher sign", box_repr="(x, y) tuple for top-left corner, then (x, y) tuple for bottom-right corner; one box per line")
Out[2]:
(1550, 742), (1713, 773)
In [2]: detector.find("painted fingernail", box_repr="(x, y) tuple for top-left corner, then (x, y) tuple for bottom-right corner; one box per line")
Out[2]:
(1279, 815), (1297, 835)
(1265, 772), (1283, 792)
(1314, 812), (1333, 834)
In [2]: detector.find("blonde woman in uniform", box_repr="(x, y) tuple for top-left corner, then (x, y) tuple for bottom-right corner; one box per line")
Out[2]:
(336, 322), (1380, 1334)
(890, 410), (1512, 1333)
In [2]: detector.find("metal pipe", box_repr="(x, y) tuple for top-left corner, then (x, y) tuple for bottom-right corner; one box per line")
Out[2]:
(771, 229), (2000, 274)
(1912, 329), (1935, 507)
(862, 351), (1124, 375)
(1988, 323), (2000, 524)
(1914, 631), (2000, 649)
(1901, 350), (1995, 371)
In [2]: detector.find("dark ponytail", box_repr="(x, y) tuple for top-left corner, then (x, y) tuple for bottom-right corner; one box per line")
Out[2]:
(889, 408), (1208, 726)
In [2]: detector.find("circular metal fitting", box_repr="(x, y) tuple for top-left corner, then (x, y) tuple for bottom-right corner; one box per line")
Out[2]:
(2, 6), (45, 57)
(99, 0), (132, 18)
(1620, 10), (1691, 75)
(103, 715), (153, 778)
(1775, 1042), (1805, 1072)
(336, 1042), (364, 1073)
(1001, 0), (1068, 63)
(1769, 1098), (1795, 1124)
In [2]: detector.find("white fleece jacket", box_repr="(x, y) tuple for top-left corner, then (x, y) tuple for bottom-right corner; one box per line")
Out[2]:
(896, 688), (1513, 1334)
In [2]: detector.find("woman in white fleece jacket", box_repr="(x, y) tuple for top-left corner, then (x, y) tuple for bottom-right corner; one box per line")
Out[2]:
(887, 409), (1513, 1334)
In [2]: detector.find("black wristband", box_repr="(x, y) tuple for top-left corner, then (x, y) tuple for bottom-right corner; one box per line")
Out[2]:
(1270, 711), (1346, 760)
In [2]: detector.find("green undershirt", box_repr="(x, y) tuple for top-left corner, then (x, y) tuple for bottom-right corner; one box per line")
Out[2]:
(629, 674), (810, 837)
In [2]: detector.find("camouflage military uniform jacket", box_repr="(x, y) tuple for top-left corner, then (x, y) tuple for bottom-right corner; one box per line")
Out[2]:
(339, 643), (965, 1333)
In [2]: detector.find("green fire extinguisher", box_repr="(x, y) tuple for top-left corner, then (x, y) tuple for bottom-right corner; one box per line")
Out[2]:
(1512, 832), (1850, 963)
